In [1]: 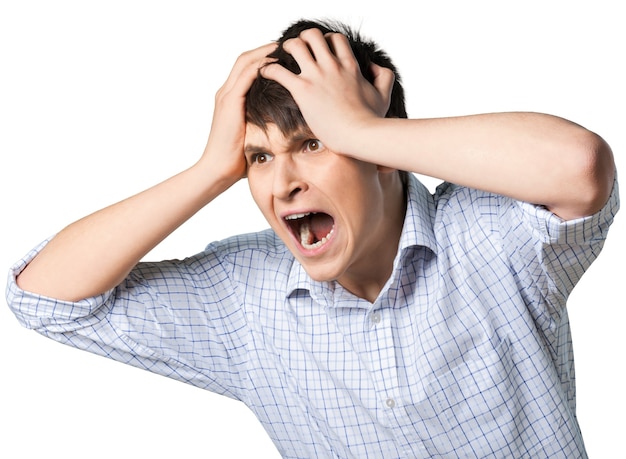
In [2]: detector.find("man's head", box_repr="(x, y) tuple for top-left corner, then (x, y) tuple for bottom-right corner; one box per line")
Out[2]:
(246, 19), (407, 134)
(243, 20), (408, 299)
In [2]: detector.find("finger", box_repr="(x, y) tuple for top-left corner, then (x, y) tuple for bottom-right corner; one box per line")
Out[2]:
(221, 43), (277, 93)
(324, 32), (356, 64)
(281, 36), (322, 73)
(369, 63), (395, 105)
(297, 28), (337, 65)
(226, 43), (278, 83)
(259, 61), (302, 90)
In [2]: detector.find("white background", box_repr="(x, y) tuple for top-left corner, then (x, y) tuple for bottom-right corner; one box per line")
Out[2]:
(1, 1), (623, 457)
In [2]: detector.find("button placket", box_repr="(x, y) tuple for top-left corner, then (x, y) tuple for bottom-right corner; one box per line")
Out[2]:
(370, 311), (382, 325)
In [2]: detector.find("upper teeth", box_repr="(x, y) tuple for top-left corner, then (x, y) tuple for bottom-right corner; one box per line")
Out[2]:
(285, 212), (312, 220)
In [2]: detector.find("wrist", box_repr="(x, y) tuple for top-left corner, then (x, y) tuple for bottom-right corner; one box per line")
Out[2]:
(190, 154), (243, 201)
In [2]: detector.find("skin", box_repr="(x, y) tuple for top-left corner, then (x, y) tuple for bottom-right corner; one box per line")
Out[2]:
(17, 29), (615, 304)
(262, 30), (615, 221)
(16, 43), (278, 302)
(245, 123), (405, 302)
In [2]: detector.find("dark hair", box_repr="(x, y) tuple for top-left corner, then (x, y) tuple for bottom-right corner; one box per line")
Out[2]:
(245, 19), (407, 134)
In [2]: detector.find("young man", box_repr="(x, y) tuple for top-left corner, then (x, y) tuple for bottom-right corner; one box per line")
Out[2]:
(6, 19), (618, 458)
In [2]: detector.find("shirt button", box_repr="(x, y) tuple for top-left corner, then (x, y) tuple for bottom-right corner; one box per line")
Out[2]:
(371, 312), (381, 324)
(385, 398), (395, 408)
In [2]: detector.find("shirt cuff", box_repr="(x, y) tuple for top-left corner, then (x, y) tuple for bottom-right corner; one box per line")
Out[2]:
(6, 237), (114, 331)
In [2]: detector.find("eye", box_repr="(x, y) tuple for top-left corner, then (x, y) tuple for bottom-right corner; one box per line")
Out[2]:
(250, 152), (273, 165)
(304, 139), (324, 152)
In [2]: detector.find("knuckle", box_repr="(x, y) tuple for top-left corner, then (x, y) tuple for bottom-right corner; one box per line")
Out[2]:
(300, 28), (321, 40)
(282, 37), (303, 52)
(383, 67), (395, 78)
(260, 63), (275, 78)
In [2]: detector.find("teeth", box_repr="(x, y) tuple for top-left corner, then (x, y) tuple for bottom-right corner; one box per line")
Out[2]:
(283, 212), (334, 250)
(300, 223), (334, 250)
(285, 212), (311, 220)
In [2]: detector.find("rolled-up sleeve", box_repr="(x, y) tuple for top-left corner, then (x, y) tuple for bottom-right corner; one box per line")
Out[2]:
(6, 237), (114, 331)
(5, 239), (248, 399)
(500, 176), (620, 318)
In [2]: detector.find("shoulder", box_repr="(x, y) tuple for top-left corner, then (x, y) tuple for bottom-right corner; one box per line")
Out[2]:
(205, 228), (287, 255)
(192, 228), (293, 278)
(433, 182), (509, 236)
(433, 177), (619, 245)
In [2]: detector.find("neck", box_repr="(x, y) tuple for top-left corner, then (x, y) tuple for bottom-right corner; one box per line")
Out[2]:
(338, 172), (407, 303)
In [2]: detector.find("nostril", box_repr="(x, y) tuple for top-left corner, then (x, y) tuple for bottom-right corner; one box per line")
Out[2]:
(289, 187), (302, 198)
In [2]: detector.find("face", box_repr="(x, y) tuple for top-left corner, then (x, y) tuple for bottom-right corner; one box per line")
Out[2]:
(245, 123), (404, 293)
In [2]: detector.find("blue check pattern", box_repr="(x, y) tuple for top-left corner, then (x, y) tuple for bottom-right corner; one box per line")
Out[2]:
(7, 174), (619, 458)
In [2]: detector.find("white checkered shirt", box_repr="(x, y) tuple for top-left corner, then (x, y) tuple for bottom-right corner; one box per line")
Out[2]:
(7, 174), (619, 458)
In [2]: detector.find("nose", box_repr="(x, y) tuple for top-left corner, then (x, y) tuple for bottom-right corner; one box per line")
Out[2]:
(272, 157), (307, 200)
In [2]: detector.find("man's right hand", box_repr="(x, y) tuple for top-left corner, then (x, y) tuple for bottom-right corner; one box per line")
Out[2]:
(199, 43), (277, 183)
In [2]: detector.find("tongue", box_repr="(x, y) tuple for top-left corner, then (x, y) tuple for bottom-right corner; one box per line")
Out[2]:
(309, 213), (334, 241)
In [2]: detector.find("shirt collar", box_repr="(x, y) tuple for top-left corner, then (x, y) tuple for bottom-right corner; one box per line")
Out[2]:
(398, 173), (438, 254)
(285, 173), (437, 300)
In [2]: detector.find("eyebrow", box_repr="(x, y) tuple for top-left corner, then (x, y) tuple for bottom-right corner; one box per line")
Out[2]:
(244, 128), (317, 156)
(244, 144), (268, 156)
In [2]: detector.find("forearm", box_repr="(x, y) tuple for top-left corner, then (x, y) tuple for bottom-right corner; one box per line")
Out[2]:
(258, 35), (614, 219)
(353, 112), (615, 220)
(15, 43), (277, 302)
(17, 160), (234, 302)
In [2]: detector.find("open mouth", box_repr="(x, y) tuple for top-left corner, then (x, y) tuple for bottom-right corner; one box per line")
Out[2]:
(284, 212), (335, 250)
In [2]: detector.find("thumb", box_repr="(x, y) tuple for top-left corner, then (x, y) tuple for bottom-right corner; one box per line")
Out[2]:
(369, 63), (395, 114)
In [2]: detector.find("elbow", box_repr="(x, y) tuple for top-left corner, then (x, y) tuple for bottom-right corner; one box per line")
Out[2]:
(568, 131), (615, 218)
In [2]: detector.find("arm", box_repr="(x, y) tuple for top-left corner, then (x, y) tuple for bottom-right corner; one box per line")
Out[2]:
(261, 30), (615, 220)
(17, 43), (277, 302)
(354, 113), (615, 220)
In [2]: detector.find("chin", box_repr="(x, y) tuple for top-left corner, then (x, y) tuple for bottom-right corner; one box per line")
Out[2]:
(299, 261), (344, 283)
(279, 233), (347, 282)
